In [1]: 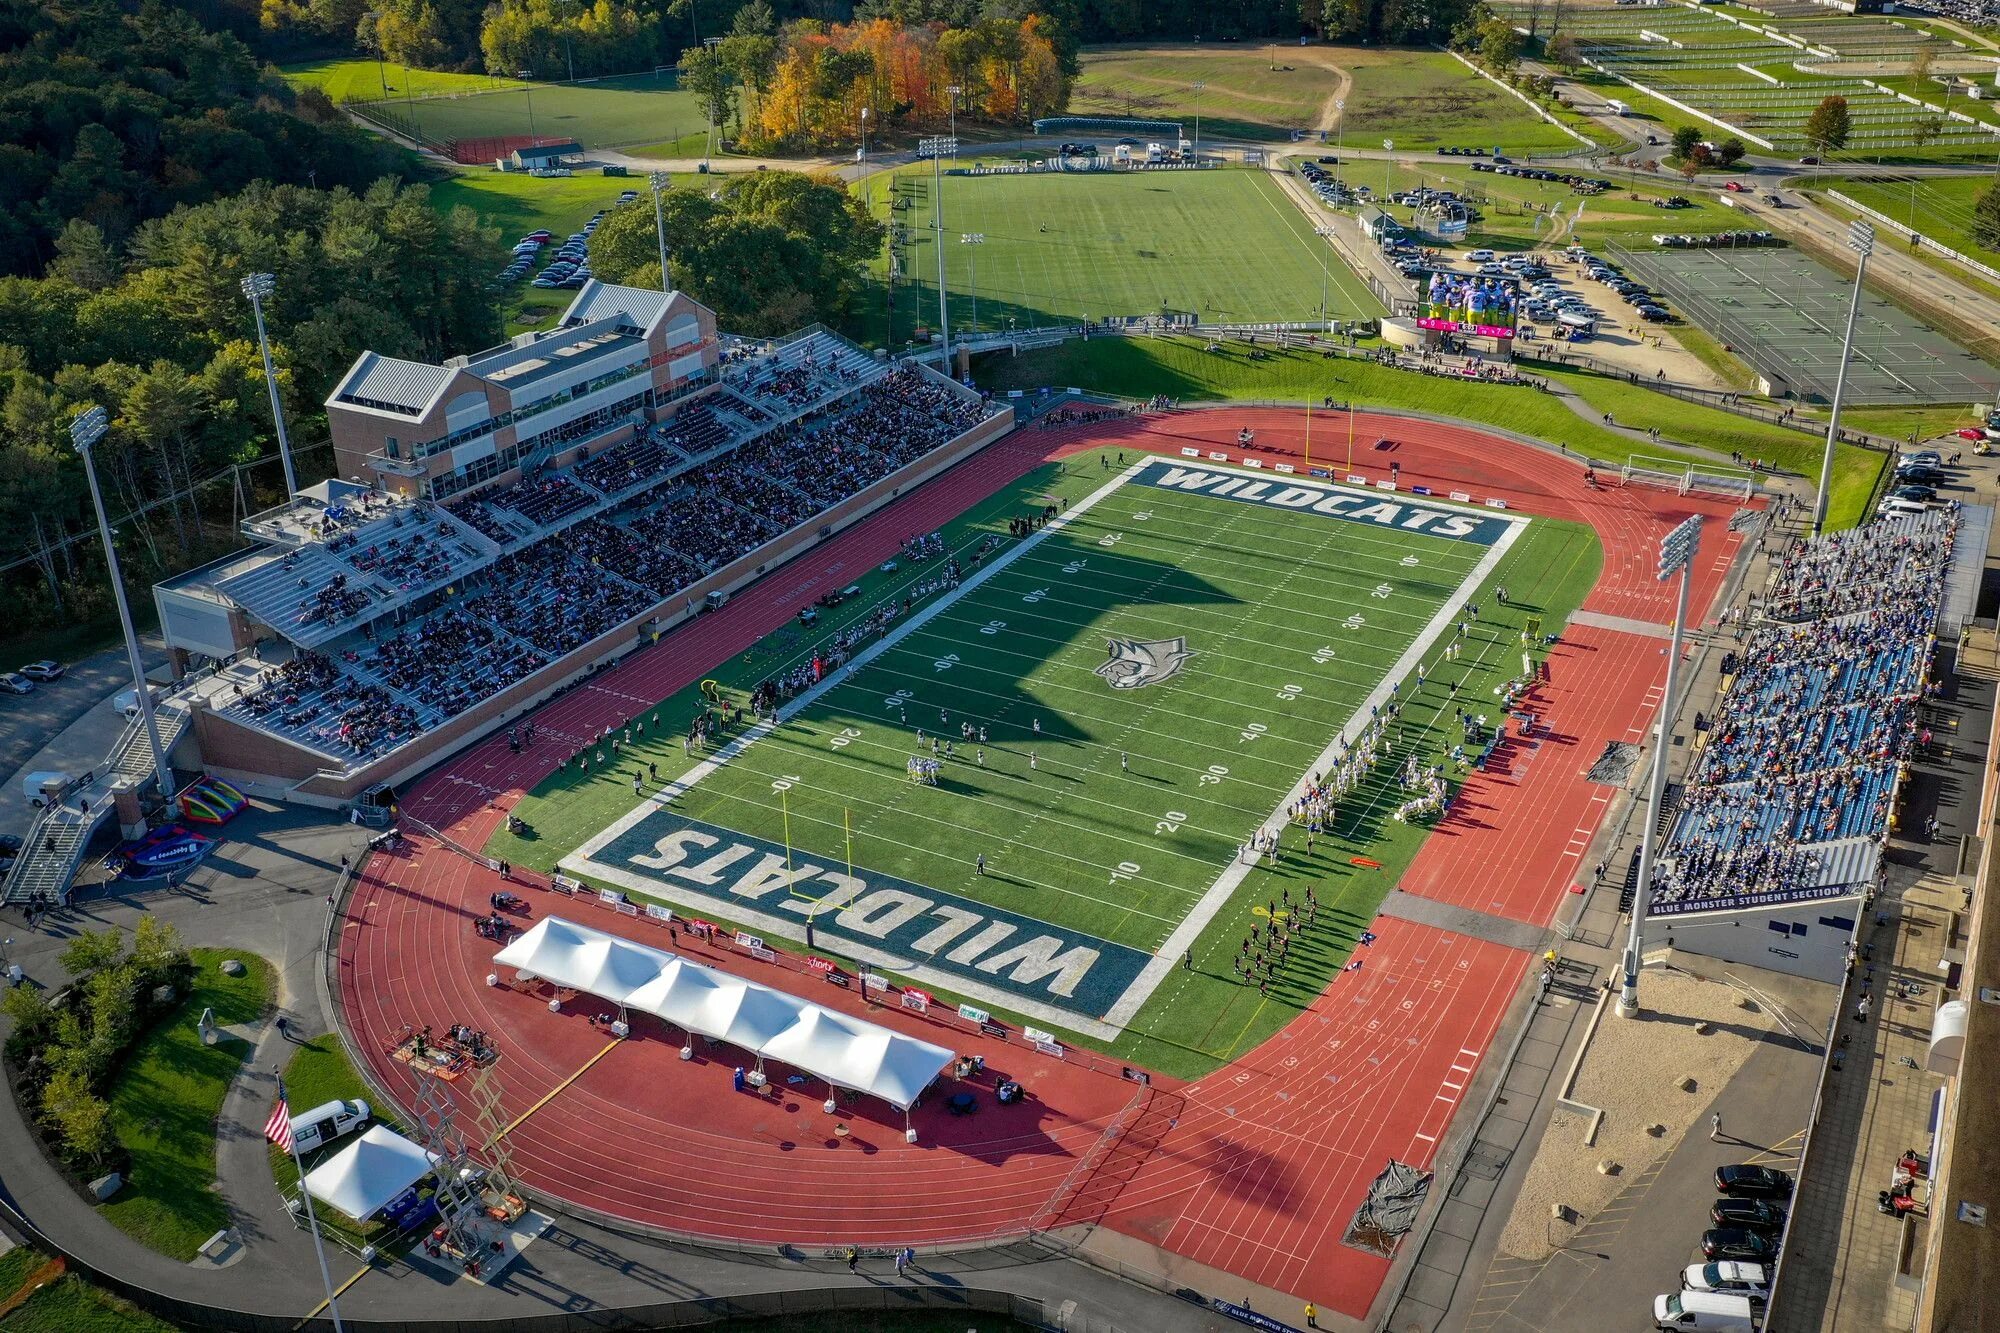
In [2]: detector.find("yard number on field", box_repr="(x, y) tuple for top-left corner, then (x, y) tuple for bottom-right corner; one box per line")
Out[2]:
(1240, 722), (1269, 744)
(1023, 587), (1049, 604)
(1111, 860), (1142, 885)
(830, 727), (861, 749)
(1312, 645), (1337, 665)
(979, 620), (1006, 635)
(772, 773), (802, 793)
(1199, 764), (1229, 786)
(1276, 683), (1303, 702)
(1099, 531), (1123, 548)
(883, 688), (914, 713)
(1373, 583), (1394, 599)
(934, 652), (959, 672)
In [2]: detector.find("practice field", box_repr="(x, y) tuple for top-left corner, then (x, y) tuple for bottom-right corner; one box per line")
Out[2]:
(376, 72), (704, 150)
(855, 165), (1382, 341)
(280, 58), (522, 104)
(1813, 175), (2000, 270)
(559, 454), (1598, 1069)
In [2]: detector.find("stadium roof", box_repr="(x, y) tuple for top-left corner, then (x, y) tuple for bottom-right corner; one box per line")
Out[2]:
(561, 280), (674, 335)
(328, 353), (457, 419)
(492, 915), (955, 1112)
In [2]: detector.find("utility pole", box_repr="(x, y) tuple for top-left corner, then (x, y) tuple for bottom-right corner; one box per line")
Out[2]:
(1191, 81), (1204, 159)
(517, 70), (537, 148)
(1617, 515), (1703, 1020)
(702, 36), (725, 173)
(1813, 220), (1875, 537)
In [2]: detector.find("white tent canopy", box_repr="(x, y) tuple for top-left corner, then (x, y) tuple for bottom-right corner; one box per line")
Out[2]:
(301, 1124), (440, 1222)
(493, 915), (955, 1112)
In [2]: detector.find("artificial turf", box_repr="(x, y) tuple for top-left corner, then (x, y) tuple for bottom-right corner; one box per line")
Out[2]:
(494, 449), (1600, 1077)
(377, 72), (704, 151)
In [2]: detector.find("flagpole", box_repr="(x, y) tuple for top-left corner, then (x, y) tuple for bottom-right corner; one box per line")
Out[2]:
(278, 1074), (347, 1333)
(1347, 398), (1357, 473)
(1304, 401), (1311, 475)
(844, 807), (854, 881)
(782, 790), (793, 883)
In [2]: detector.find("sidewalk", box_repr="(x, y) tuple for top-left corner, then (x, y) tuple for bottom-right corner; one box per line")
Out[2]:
(1766, 879), (1959, 1333)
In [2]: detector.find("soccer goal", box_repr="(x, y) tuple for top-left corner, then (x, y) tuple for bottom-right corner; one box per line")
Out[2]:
(1621, 454), (1757, 502)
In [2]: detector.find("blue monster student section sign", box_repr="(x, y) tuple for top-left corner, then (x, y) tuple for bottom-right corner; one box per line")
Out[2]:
(1135, 463), (1516, 546)
(592, 807), (1150, 1020)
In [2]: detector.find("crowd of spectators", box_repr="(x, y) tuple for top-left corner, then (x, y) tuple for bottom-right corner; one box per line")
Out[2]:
(568, 518), (701, 596)
(445, 493), (522, 546)
(1649, 508), (1956, 911)
(296, 572), (370, 629)
(485, 471), (597, 526)
(1761, 510), (1954, 623)
(576, 433), (678, 498)
(234, 651), (417, 757)
(363, 607), (547, 719)
(338, 520), (467, 591)
(466, 545), (658, 657)
(624, 487), (775, 576)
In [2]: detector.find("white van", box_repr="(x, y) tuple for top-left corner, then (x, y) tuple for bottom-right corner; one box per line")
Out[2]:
(1879, 497), (1932, 517)
(1683, 1262), (1769, 1298)
(1464, 248), (1497, 263)
(1606, 98), (1630, 117)
(289, 1098), (370, 1153)
(23, 771), (75, 808)
(1654, 1290), (1761, 1330)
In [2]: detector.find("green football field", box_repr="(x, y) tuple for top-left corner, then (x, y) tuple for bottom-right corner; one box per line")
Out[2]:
(852, 165), (1383, 343)
(508, 451), (1601, 1076)
(380, 72), (705, 151)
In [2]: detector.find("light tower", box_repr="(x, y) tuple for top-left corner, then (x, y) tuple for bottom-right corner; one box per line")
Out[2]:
(1812, 220), (1875, 537)
(1617, 514), (1704, 1019)
(649, 170), (673, 293)
(241, 273), (299, 500)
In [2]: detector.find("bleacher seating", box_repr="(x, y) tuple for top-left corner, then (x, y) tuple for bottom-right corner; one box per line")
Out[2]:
(1649, 507), (1955, 911)
(210, 338), (998, 769)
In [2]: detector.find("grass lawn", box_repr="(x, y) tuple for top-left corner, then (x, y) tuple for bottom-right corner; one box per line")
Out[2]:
(265, 1040), (413, 1256)
(98, 949), (273, 1261)
(852, 165), (1381, 343)
(504, 447), (1598, 1077)
(383, 72), (703, 151)
(1826, 403), (1988, 441)
(1072, 45), (1344, 140)
(968, 336), (1887, 529)
(1809, 175), (2000, 269)
(279, 58), (522, 104)
(1, 1270), (179, 1333)
(1341, 48), (1583, 153)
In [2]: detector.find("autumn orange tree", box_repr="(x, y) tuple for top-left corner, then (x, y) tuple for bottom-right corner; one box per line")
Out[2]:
(740, 15), (1070, 151)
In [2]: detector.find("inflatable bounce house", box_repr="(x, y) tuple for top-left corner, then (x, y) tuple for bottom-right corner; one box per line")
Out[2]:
(119, 824), (212, 877)
(179, 776), (248, 826)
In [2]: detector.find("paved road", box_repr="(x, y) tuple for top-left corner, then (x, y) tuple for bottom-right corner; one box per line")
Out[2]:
(0, 806), (1258, 1332)
(0, 635), (167, 841)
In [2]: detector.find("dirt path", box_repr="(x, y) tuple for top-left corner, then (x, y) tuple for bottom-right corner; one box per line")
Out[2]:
(1287, 46), (1355, 132)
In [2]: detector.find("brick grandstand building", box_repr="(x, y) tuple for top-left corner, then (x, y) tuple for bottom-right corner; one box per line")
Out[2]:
(149, 281), (1014, 806)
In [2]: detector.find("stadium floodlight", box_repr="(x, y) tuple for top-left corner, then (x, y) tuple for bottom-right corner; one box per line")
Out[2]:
(240, 273), (300, 500)
(516, 71), (537, 147)
(1812, 220), (1876, 537)
(1191, 81), (1205, 158)
(1383, 139), (1394, 204)
(1617, 513), (1704, 1020)
(960, 233), (985, 333)
(946, 86), (962, 149)
(650, 171), (673, 294)
(1313, 223), (1339, 323)
(71, 406), (173, 799)
(920, 136), (958, 371)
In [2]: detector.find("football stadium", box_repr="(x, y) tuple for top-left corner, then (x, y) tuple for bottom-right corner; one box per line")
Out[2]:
(10, 13), (2000, 1333)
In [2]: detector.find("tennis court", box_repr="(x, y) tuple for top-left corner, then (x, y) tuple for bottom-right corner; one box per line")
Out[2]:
(1612, 244), (2000, 405)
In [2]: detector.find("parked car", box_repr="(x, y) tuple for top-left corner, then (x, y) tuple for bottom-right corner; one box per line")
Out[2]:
(1715, 1164), (1794, 1199)
(18, 660), (64, 682)
(1895, 465), (1947, 486)
(1893, 485), (1939, 503)
(1711, 1199), (1787, 1231)
(1880, 497), (1933, 517)
(0, 672), (34, 695)
(1901, 449), (1944, 467)
(1701, 1228), (1778, 1261)
(1682, 1261), (1769, 1297)
(1463, 248), (1497, 263)
(1654, 1290), (1761, 1331)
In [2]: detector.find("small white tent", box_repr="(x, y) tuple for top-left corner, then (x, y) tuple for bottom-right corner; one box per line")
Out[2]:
(301, 1124), (441, 1222)
(493, 915), (954, 1112)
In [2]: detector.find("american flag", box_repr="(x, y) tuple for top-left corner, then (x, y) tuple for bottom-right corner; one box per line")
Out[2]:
(264, 1095), (294, 1154)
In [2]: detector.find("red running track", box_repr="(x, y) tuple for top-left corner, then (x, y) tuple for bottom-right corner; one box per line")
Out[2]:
(337, 407), (1755, 1317)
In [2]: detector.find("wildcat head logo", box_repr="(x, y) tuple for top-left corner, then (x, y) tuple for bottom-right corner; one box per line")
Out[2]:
(1095, 636), (1192, 690)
